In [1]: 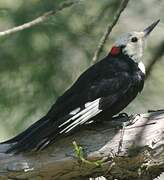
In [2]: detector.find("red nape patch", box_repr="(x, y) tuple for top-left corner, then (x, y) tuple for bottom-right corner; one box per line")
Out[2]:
(109, 46), (121, 55)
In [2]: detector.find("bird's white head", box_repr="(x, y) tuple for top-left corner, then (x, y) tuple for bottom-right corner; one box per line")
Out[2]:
(110, 20), (160, 63)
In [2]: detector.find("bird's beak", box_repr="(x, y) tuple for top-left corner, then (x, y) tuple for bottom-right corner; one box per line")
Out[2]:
(143, 19), (160, 37)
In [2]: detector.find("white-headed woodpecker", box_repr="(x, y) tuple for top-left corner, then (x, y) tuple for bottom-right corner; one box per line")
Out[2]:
(0, 20), (160, 153)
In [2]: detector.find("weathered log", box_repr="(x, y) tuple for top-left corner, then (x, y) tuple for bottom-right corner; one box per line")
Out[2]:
(0, 111), (163, 180)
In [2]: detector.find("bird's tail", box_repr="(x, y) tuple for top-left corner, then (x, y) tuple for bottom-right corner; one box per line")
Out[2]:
(0, 115), (59, 154)
(0, 98), (106, 154)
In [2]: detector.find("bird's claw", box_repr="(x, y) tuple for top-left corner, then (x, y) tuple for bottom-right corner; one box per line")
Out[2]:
(123, 113), (141, 127)
(118, 112), (129, 119)
(112, 112), (130, 123)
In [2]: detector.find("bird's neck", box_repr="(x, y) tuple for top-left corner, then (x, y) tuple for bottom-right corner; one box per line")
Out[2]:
(109, 46), (145, 75)
(122, 48), (146, 75)
(125, 54), (146, 75)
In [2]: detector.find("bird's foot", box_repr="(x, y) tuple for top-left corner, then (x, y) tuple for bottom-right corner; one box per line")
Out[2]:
(112, 112), (129, 122)
(118, 112), (129, 119)
(123, 113), (141, 127)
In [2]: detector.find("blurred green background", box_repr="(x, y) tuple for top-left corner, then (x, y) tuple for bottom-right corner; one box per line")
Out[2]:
(0, 0), (163, 141)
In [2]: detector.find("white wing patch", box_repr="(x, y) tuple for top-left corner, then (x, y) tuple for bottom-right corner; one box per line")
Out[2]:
(69, 107), (81, 115)
(59, 98), (102, 134)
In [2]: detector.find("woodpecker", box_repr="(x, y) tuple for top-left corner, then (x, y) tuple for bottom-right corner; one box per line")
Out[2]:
(1, 20), (160, 153)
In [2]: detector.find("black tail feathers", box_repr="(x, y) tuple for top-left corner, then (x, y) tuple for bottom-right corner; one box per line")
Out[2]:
(0, 116), (58, 154)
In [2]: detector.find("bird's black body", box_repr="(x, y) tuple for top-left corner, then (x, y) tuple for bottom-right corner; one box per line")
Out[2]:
(1, 51), (145, 153)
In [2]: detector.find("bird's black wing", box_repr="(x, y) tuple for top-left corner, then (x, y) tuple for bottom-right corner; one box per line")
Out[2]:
(56, 72), (132, 134)
(46, 56), (127, 119)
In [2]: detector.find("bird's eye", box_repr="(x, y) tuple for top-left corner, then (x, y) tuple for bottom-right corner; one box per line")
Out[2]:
(131, 37), (138, 43)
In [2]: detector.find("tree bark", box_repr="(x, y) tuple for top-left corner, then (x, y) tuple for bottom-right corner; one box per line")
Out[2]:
(0, 111), (163, 180)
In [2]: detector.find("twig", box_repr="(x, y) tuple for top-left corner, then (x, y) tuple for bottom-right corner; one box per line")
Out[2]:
(146, 41), (164, 80)
(0, 0), (80, 37)
(73, 141), (103, 166)
(91, 0), (130, 65)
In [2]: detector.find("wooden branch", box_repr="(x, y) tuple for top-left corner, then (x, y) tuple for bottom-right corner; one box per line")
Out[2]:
(0, 111), (163, 180)
(91, 0), (130, 64)
(0, 0), (80, 37)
